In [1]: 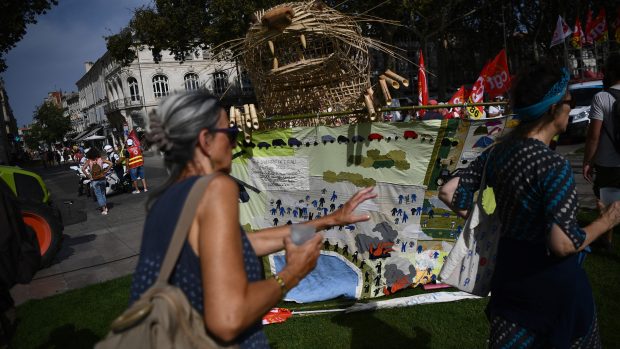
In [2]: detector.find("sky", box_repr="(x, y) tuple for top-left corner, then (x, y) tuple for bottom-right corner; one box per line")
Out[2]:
(2, 0), (150, 128)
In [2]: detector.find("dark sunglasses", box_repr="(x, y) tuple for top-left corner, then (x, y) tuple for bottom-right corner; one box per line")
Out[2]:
(212, 127), (239, 146)
(559, 98), (576, 109)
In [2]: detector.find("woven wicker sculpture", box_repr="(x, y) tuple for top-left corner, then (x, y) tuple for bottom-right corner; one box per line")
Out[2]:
(241, 1), (396, 118)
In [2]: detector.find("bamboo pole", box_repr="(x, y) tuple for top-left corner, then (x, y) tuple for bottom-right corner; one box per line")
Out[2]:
(261, 101), (510, 123)
(244, 104), (252, 129)
(249, 104), (259, 130)
(364, 94), (376, 121)
(378, 79), (392, 105)
(384, 69), (409, 87)
(229, 106), (236, 128)
(379, 74), (399, 89)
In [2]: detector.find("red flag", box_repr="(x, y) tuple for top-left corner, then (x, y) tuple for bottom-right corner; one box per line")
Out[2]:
(447, 86), (466, 118)
(588, 9), (608, 42)
(550, 15), (573, 47)
(485, 49), (511, 99)
(128, 130), (141, 147)
(615, 7), (620, 43)
(571, 18), (585, 49)
(585, 9), (594, 44)
(466, 60), (494, 119)
(417, 49), (429, 118)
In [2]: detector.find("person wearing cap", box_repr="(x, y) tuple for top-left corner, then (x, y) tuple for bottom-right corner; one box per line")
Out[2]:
(104, 144), (123, 181)
(421, 99), (443, 120)
(124, 138), (148, 194)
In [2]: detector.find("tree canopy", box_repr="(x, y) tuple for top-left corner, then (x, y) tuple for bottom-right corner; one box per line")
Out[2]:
(106, 0), (619, 98)
(28, 102), (71, 147)
(0, 0), (58, 72)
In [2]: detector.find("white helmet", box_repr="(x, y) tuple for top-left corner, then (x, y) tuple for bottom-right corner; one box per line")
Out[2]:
(104, 145), (113, 153)
(84, 148), (91, 154)
(127, 139), (134, 146)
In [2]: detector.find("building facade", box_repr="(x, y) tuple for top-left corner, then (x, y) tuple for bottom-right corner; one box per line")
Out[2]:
(76, 46), (254, 146)
(0, 78), (18, 164)
(62, 92), (83, 134)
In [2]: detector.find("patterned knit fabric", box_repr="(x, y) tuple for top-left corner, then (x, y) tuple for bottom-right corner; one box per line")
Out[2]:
(130, 176), (269, 349)
(453, 138), (585, 248)
(453, 138), (598, 348)
(489, 314), (601, 349)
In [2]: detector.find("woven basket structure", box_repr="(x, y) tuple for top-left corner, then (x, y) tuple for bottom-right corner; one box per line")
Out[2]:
(242, 1), (371, 117)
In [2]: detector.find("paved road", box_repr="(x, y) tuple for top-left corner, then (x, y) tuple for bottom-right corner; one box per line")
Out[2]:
(10, 153), (168, 305)
(10, 143), (597, 305)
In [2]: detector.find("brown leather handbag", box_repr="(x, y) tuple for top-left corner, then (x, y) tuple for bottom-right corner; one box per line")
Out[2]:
(96, 175), (238, 349)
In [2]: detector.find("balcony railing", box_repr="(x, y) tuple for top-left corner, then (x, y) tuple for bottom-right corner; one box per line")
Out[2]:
(104, 97), (144, 114)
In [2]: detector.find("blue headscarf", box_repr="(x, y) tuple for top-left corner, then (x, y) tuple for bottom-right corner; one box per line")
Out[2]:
(513, 68), (570, 122)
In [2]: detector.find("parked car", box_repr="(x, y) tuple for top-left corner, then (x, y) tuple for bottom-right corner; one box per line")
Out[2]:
(0, 166), (63, 267)
(368, 133), (384, 141)
(564, 79), (603, 139)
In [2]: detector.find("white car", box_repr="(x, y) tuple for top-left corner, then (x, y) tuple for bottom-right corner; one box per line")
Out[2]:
(565, 79), (603, 139)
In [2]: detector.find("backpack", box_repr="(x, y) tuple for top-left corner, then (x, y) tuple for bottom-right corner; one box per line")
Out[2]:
(90, 160), (105, 180)
(604, 89), (620, 154)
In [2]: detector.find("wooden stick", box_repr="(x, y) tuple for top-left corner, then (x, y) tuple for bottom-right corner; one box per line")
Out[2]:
(379, 79), (392, 106)
(268, 40), (275, 55)
(273, 57), (278, 70)
(366, 87), (374, 97)
(384, 69), (409, 87)
(300, 34), (306, 49)
(379, 75), (399, 89)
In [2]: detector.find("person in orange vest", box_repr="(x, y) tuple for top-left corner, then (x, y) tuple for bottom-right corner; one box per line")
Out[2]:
(124, 138), (148, 194)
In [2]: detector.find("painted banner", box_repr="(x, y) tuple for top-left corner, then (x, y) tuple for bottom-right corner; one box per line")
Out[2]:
(232, 117), (513, 303)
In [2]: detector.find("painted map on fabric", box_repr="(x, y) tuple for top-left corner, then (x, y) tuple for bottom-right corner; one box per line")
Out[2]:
(231, 117), (512, 302)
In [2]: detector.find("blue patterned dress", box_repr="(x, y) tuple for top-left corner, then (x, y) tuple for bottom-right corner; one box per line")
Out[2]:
(453, 138), (600, 349)
(130, 176), (269, 349)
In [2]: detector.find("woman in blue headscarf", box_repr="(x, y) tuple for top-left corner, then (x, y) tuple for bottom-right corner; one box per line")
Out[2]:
(439, 63), (620, 348)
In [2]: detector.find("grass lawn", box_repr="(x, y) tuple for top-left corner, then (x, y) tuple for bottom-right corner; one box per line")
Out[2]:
(11, 210), (620, 348)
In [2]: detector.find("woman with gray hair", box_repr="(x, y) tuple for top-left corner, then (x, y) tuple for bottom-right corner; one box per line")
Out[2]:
(129, 91), (376, 348)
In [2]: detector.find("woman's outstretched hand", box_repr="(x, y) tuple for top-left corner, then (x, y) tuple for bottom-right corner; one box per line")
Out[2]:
(330, 187), (377, 227)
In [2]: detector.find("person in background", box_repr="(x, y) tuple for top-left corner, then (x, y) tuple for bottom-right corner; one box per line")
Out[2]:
(487, 96), (505, 118)
(130, 91), (377, 348)
(103, 145), (123, 181)
(421, 99), (443, 120)
(124, 138), (148, 194)
(439, 63), (620, 348)
(583, 53), (620, 250)
(82, 149), (112, 215)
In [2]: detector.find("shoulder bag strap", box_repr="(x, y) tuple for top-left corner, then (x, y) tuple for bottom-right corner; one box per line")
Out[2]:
(155, 174), (219, 284)
(474, 146), (495, 206)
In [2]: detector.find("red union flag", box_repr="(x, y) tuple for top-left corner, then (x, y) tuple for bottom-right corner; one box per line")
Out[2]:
(448, 85), (466, 118)
(550, 15), (573, 47)
(585, 9), (594, 44)
(615, 7), (620, 43)
(485, 49), (511, 99)
(128, 130), (141, 147)
(571, 17), (585, 49)
(466, 61), (494, 119)
(588, 8), (608, 42)
(417, 49), (429, 118)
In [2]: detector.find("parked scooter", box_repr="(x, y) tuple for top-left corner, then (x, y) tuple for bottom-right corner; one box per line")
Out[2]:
(69, 165), (132, 197)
